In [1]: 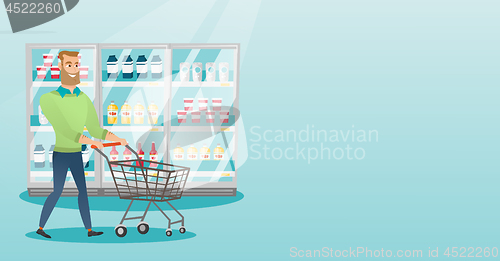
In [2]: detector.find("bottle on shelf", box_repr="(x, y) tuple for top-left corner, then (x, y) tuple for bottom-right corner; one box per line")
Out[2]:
(137, 55), (148, 78)
(214, 144), (224, 161)
(39, 105), (48, 125)
(121, 101), (131, 124)
(110, 146), (119, 167)
(150, 142), (158, 168)
(49, 145), (55, 168)
(34, 144), (45, 168)
(206, 62), (216, 82)
(82, 145), (90, 168)
(219, 62), (229, 82)
(137, 143), (145, 167)
(180, 62), (190, 82)
(107, 101), (118, 124)
(148, 101), (159, 125)
(134, 101), (144, 125)
(123, 146), (132, 165)
(122, 55), (134, 79)
(151, 55), (163, 78)
(107, 55), (118, 78)
(200, 144), (210, 160)
(187, 145), (198, 161)
(173, 144), (184, 160)
(192, 62), (202, 82)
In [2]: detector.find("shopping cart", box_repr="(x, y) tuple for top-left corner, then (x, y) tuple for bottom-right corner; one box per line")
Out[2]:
(92, 142), (190, 237)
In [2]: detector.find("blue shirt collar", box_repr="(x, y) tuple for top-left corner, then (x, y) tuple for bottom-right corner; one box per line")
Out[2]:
(56, 86), (81, 98)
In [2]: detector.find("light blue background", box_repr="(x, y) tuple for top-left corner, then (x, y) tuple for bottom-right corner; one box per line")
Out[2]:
(0, 0), (499, 260)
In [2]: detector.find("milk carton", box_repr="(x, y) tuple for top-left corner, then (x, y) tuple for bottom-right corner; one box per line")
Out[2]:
(107, 55), (118, 78)
(151, 55), (163, 78)
(122, 55), (134, 79)
(219, 62), (229, 82)
(137, 55), (148, 78)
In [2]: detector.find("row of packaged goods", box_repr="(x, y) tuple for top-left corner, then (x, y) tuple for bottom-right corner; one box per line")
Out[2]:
(107, 55), (162, 79)
(33, 144), (92, 168)
(34, 142), (226, 169)
(108, 143), (225, 163)
(33, 142), (160, 168)
(177, 98), (229, 123)
(107, 101), (159, 125)
(36, 53), (89, 79)
(178, 62), (230, 82)
(106, 55), (230, 82)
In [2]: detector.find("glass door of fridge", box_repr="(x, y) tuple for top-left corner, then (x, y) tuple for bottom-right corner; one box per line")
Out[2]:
(27, 44), (100, 196)
(99, 44), (169, 195)
(169, 45), (239, 195)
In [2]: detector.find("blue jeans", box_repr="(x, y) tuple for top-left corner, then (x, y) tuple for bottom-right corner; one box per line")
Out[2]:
(39, 151), (91, 229)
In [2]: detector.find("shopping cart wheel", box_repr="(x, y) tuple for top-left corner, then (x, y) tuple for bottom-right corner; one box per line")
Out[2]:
(166, 229), (173, 237)
(137, 222), (149, 235)
(115, 225), (127, 237)
(179, 226), (186, 234)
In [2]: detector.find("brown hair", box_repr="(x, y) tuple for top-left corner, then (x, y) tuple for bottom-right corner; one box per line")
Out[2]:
(58, 51), (79, 63)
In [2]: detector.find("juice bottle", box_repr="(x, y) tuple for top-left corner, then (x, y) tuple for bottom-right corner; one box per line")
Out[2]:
(150, 142), (158, 168)
(214, 144), (224, 160)
(148, 101), (159, 124)
(121, 101), (131, 124)
(200, 144), (210, 160)
(137, 143), (145, 167)
(187, 145), (198, 160)
(134, 101), (144, 124)
(173, 144), (184, 160)
(110, 146), (119, 167)
(107, 101), (118, 124)
(123, 146), (132, 165)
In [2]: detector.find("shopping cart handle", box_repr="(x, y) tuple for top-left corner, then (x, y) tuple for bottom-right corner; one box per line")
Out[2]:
(91, 142), (122, 149)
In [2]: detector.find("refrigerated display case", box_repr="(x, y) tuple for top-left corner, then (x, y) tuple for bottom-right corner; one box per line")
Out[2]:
(26, 44), (101, 196)
(26, 43), (239, 197)
(98, 44), (169, 196)
(169, 44), (239, 196)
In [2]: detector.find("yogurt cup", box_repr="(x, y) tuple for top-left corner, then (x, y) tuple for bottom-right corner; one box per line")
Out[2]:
(50, 66), (60, 79)
(43, 54), (54, 67)
(212, 98), (222, 111)
(192, 62), (202, 82)
(80, 66), (89, 79)
(177, 110), (187, 123)
(206, 111), (215, 123)
(198, 98), (208, 111)
(191, 111), (201, 123)
(184, 98), (194, 111)
(219, 62), (229, 82)
(220, 110), (230, 123)
(36, 66), (47, 79)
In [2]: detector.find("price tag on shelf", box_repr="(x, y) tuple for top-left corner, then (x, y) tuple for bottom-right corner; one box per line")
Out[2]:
(80, 82), (89, 86)
(150, 128), (159, 132)
(220, 83), (231, 87)
(221, 173), (231, 177)
(221, 127), (231, 132)
(149, 82), (159, 86)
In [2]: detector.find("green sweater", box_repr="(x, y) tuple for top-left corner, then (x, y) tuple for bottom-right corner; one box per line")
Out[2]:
(40, 88), (108, 152)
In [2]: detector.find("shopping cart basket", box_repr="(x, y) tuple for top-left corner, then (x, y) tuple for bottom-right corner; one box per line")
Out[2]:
(92, 142), (190, 237)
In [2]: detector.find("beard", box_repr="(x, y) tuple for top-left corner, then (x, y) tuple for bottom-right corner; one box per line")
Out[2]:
(61, 69), (81, 85)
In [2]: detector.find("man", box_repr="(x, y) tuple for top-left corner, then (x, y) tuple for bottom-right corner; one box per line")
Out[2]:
(37, 51), (128, 238)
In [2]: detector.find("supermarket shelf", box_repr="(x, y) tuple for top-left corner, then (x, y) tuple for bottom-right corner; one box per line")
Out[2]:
(172, 81), (233, 88)
(106, 126), (164, 132)
(32, 81), (94, 88)
(102, 81), (164, 88)
(171, 126), (234, 132)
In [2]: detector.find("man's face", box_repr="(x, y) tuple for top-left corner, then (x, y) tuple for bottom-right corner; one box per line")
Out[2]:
(58, 54), (80, 85)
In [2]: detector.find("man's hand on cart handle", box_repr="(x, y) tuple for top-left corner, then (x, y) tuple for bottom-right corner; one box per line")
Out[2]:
(105, 131), (128, 147)
(91, 141), (104, 149)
